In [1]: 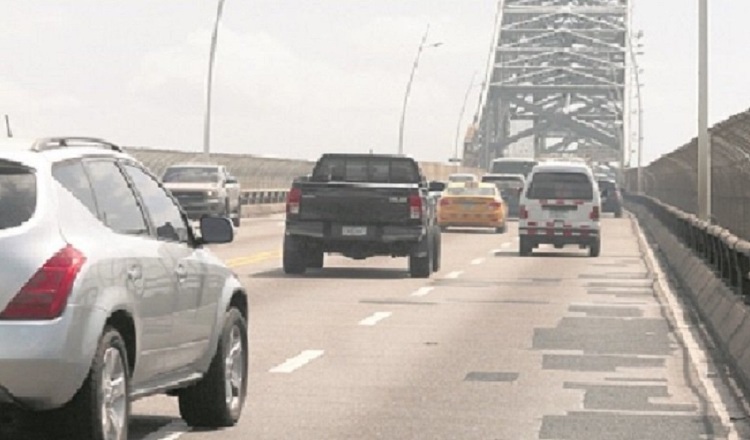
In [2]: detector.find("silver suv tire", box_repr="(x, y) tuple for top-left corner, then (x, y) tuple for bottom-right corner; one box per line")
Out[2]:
(178, 308), (248, 428)
(53, 326), (130, 440)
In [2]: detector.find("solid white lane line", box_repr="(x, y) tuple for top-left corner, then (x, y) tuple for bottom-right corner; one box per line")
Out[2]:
(143, 421), (189, 440)
(635, 221), (739, 440)
(471, 258), (486, 265)
(269, 350), (325, 374)
(445, 271), (464, 279)
(411, 287), (435, 297)
(359, 312), (393, 326)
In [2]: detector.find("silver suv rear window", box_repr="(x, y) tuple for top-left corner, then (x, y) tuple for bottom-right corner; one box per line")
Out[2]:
(527, 172), (593, 200)
(0, 161), (36, 229)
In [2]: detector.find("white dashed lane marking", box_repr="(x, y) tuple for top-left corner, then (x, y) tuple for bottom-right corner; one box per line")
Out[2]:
(269, 350), (325, 373)
(411, 287), (435, 297)
(143, 421), (188, 440)
(359, 312), (393, 326)
(445, 271), (464, 280)
(471, 258), (485, 265)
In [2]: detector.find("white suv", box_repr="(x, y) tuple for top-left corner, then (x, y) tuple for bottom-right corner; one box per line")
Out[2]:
(518, 162), (602, 257)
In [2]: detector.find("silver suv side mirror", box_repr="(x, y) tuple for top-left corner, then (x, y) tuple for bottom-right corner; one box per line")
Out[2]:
(200, 217), (234, 244)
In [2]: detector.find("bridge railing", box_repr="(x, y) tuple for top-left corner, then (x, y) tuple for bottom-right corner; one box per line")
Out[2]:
(628, 193), (750, 299)
(625, 107), (750, 241)
(240, 189), (289, 205)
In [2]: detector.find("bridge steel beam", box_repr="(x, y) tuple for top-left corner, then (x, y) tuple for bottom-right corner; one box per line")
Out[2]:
(466, 0), (630, 169)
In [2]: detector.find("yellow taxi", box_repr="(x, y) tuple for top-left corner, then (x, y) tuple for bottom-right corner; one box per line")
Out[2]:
(437, 182), (509, 233)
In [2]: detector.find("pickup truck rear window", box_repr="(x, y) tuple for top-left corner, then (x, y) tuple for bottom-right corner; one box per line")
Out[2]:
(312, 157), (420, 184)
(527, 172), (593, 200)
(163, 167), (220, 183)
(0, 162), (36, 230)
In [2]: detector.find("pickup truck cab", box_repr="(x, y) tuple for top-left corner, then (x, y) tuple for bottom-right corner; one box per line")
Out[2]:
(162, 164), (242, 227)
(283, 154), (441, 278)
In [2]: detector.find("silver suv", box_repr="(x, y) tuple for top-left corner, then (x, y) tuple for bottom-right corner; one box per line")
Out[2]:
(0, 138), (249, 440)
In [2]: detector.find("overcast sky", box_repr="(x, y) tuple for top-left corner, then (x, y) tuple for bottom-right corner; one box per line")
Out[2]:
(2, 1), (749, 164)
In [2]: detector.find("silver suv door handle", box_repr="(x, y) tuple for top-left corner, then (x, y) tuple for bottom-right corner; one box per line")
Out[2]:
(127, 265), (142, 281)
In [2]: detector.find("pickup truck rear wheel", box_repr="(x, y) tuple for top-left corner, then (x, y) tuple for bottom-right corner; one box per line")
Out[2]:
(232, 199), (241, 227)
(283, 235), (307, 274)
(178, 308), (248, 428)
(307, 248), (324, 269)
(432, 231), (441, 272)
(409, 238), (432, 279)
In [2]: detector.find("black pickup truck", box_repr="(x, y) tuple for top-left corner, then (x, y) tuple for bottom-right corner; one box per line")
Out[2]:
(283, 154), (442, 278)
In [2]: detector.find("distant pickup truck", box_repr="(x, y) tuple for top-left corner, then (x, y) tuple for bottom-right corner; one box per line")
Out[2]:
(283, 154), (442, 278)
(162, 163), (242, 227)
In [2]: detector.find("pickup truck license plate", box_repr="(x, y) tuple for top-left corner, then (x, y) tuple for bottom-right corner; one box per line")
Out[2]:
(342, 226), (368, 236)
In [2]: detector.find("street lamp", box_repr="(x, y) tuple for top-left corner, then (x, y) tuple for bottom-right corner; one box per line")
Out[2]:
(453, 72), (479, 168)
(697, 0), (711, 221)
(630, 32), (645, 194)
(398, 25), (442, 155)
(203, 0), (227, 159)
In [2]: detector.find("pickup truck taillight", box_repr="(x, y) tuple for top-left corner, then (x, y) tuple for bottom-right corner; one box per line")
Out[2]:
(408, 194), (422, 220)
(0, 246), (86, 320)
(287, 188), (302, 215)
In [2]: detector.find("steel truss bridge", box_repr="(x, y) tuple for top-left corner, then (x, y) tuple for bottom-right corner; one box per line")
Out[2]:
(465, 0), (631, 169)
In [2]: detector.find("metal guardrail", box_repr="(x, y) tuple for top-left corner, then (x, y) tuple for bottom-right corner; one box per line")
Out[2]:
(629, 193), (750, 298)
(240, 189), (288, 205)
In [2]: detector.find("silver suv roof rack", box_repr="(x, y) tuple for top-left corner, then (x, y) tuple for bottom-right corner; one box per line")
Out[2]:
(32, 137), (123, 152)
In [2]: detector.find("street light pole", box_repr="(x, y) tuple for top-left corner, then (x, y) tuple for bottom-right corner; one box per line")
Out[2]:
(630, 32), (644, 194)
(636, 69), (644, 194)
(398, 25), (442, 155)
(453, 72), (478, 168)
(203, 0), (227, 159)
(4, 115), (12, 138)
(698, 0), (711, 221)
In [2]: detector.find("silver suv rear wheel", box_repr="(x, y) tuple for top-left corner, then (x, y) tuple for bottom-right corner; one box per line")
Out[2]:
(51, 326), (130, 440)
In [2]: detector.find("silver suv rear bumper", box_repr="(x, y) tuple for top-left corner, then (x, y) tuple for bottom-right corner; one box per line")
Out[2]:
(0, 305), (105, 410)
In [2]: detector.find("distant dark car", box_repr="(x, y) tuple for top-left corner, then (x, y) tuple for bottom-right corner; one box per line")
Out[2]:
(597, 179), (623, 218)
(481, 173), (525, 218)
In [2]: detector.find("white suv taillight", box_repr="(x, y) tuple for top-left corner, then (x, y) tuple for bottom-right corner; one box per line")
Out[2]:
(286, 188), (302, 215)
(590, 206), (600, 221)
(0, 246), (86, 320)
(519, 205), (529, 220)
(408, 194), (422, 220)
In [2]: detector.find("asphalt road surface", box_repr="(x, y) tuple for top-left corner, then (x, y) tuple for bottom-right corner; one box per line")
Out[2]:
(23, 213), (750, 439)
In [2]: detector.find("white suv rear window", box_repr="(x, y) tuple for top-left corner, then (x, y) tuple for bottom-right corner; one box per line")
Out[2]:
(527, 172), (593, 200)
(0, 162), (36, 230)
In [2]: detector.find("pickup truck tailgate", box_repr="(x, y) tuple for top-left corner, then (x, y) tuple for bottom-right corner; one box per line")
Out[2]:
(300, 185), (414, 224)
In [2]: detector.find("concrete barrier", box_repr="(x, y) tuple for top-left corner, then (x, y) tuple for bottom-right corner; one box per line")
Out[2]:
(629, 202), (750, 396)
